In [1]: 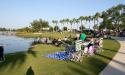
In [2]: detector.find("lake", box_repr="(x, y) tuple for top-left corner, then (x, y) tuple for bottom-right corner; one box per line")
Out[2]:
(0, 35), (34, 54)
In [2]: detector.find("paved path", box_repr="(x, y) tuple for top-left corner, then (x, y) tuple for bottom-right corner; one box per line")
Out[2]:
(99, 37), (125, 75)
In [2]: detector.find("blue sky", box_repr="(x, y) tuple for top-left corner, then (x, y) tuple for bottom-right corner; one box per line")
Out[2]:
(0, 0), (125, 29)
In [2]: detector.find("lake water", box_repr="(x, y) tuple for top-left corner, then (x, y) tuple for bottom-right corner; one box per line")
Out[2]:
(0, 35), (34, 54)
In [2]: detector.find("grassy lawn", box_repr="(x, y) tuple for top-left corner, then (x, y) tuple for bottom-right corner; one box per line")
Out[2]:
(16, 32), (76, 39)
(0, 39), (120, 75)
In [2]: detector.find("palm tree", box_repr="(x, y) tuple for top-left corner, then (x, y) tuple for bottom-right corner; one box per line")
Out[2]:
(65, 18), (70, 29)
(88, 16), (92, 29)
(95, 12), (101, 25)
(100, 11), (109, 29)
(52, 20), (58, 31)
(93, 15), (96, 30)
(60, 20), (63, 25)
(72, 18), (77, 29)
(60, 19), (65, 27)
(76, 19), (80, 30)
(78, 16), (85, 31)
(69, 19), (74, 31)
(93, 12), (101, 30)
(78, 16), (85, 26)
(84, 16), (89, 26)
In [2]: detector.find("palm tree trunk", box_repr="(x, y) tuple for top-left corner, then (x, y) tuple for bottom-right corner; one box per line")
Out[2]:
(77, 23), (79, 30)
(81, 20), (83, 31)
(94, 19), (95, 30)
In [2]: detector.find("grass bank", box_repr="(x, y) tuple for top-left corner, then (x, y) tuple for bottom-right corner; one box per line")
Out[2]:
(0, 39), (120, 75)
(16, 32), (76, 39)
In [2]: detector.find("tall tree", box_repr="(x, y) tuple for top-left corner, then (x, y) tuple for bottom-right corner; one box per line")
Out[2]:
(52, 20), (58, 31)
(65, 18), (69, 27)
(93, 12), (101, 30)
(60, 19), (66, 30)
(72, 18), (77, 29)
(76, 19), (80, 30)
(100, 4), (125, 30)
(78, 16), (85, 31)
(31, 19), (49, 32)
(88, 16), (92, 29)
(69, 19), (74, 31)
(60, 19), (65, 26)
(95, 12), (101, 25)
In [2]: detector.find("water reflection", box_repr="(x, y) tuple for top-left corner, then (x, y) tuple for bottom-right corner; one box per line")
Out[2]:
(0, 35), (34, 53)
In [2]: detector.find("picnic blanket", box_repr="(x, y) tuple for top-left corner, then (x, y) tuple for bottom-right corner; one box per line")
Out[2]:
(46, 51), (70, 60)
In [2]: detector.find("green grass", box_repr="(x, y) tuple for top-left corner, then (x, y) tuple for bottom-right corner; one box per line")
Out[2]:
(0, 39), (120, 75)
(16, 32), (76, 39)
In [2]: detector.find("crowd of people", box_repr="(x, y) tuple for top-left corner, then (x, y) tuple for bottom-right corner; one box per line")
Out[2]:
(33, 36), (68, 47)
(67, 31), (103, 61)
(0, 31), (104, 62)
(0, 30), (123, 62)
(46, 31), (103, 62)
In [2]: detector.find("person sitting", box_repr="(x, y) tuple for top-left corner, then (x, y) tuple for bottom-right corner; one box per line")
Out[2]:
(52, 38), (62, 46)
(58, 38), (61, 42)
(40, 38), (46, 43)
(64, 36), (68, 41)
(88, 37), (95, 55)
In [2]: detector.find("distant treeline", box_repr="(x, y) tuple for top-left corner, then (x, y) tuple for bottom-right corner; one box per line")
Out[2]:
(0, 28), (8, 31)
(17, 4), (125, 33)
(3, 4), (125, 32)
(0, 27), (16, 31)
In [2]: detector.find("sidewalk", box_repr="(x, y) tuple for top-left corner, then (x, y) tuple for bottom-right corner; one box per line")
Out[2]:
(99, 37), (125, 75)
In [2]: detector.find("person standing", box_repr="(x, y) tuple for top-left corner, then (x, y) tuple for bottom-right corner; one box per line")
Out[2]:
(80, 31), (86, 41)
(0, 46), (5, 61)
(26, 66), (35, 75)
